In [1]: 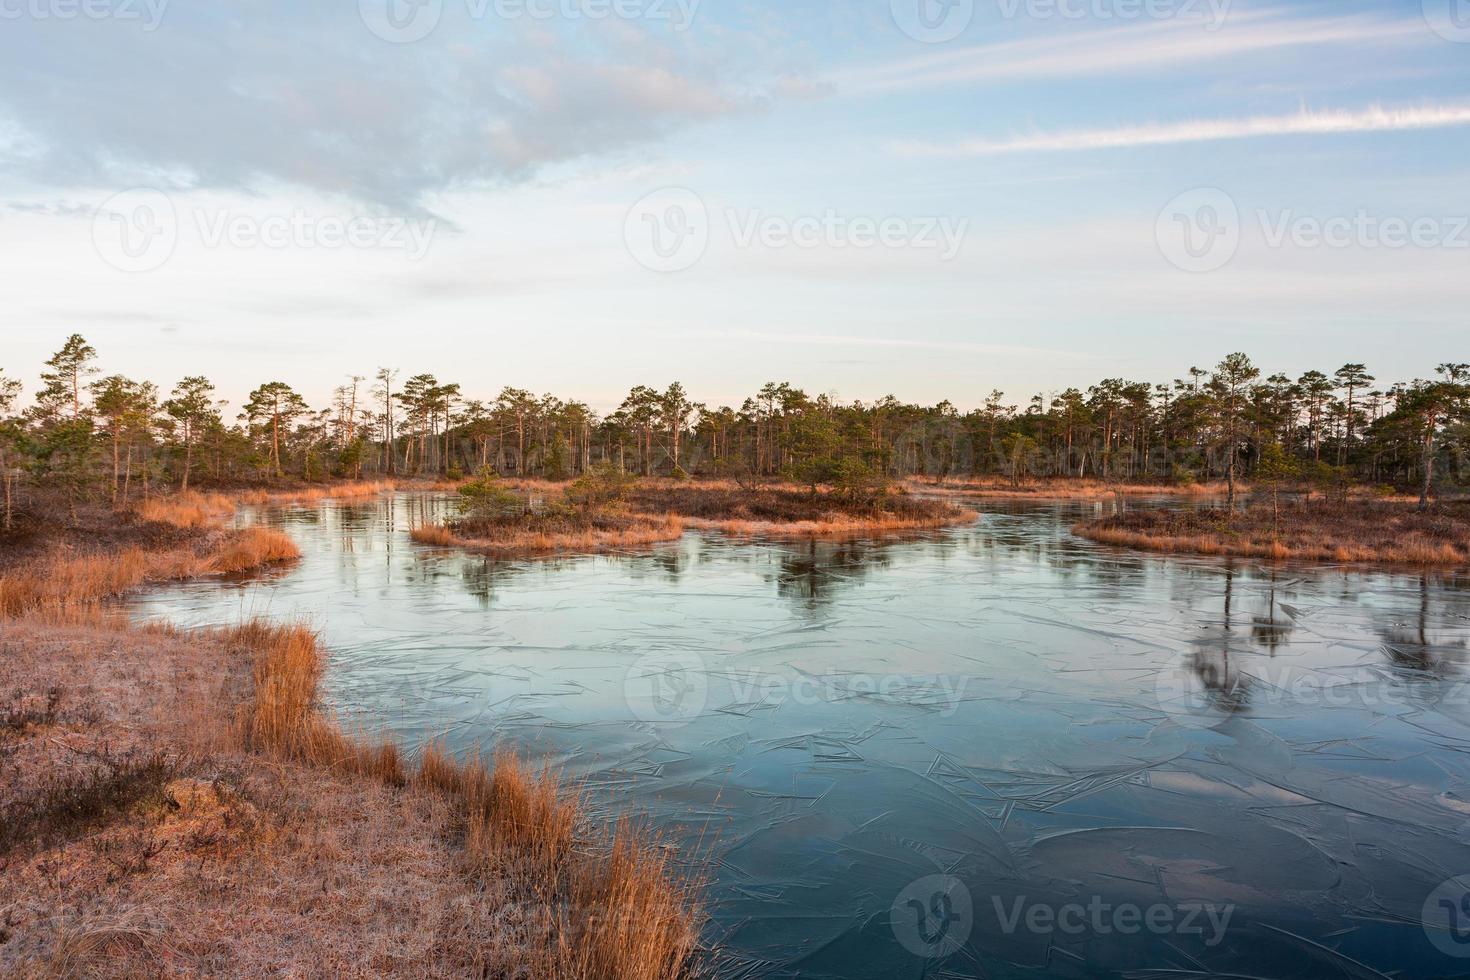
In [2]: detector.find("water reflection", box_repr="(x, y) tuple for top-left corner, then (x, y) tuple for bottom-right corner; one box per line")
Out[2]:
(129, 493), (1470, 979)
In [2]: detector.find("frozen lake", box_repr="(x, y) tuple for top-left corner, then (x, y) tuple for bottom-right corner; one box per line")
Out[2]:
(130, 493), (1470, 978)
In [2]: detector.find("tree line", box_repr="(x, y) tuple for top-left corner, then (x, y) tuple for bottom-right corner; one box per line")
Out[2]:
(2, 334), (1467, 524)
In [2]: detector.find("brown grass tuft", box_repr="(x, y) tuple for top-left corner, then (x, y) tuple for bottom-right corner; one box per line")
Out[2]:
(418, 514), (686, 557)
(0, 528), (300, 620)
(205, 527), (301, 574)
(135, 491), (236, 528)
(1076, 499), (1470, 567)
(230, 621), (704, 978)
(410, 523), (456, 547)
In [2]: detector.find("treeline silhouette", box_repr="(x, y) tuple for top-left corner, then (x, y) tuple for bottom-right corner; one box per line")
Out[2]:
(2, 335), (1466, 520)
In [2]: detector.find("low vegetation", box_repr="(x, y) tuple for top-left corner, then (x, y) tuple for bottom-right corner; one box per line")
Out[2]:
(913, 477), (1236, 499)
(412, 468), (976, 556)
(626, 482), (975, 537)
(1076, 498), (1470, 566)
(0, 483), (705, 977)
(414, 467), (687, 556)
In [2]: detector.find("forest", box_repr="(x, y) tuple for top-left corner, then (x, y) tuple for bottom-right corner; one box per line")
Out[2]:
(3, 334), (1468, 519)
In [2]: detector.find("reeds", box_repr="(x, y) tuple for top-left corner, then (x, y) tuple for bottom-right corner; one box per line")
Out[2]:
(135, 491), (237, 528)
(232, 624), (704, 979)
(409, 523), (456, 547)
(205, 527), (301, 574)
(0, 530), (300, 619)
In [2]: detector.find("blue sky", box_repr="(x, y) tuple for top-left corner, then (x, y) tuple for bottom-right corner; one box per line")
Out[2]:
(2, 0), (1467, 413)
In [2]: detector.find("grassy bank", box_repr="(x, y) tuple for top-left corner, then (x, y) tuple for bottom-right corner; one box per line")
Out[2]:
(627, 484), (976, 538)
(909, 477), (1238, 499)
(413, 477), (977, 556)
(413, 512), (686, 557)
(0, 483), (705, 977)
(1075, 499), (1470, 566)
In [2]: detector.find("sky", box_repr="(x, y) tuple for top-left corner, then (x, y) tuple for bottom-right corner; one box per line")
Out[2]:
(2, 0), (1468, 415)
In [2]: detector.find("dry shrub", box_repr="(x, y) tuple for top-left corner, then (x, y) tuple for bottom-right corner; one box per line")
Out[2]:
(410, 523), (456, 547)
(134, 492), (236, 528)
(0, 747), (184, 852)
(205, 528), (300, 574)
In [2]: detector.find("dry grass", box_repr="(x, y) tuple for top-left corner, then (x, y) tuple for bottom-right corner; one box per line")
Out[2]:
(626, 484), (975, 538)
(409, 523), (457, 547)
(134, 491), (237, 528)
(0, 613), (704, 978)
(0, 532), (299, 619)
(233, 480), (398, 507)
(415, 514), (686, 557)
(684, 510), (976, 539)
(231, 622), (703, 978)
(204, 527), (301, 574)
(1, 481), (704, 977)
(911, 477), (1237, 499)
(1076, 499), (1470, 566)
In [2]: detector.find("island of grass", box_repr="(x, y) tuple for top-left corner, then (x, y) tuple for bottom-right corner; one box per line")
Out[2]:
(1075, 497), (1470, 566)
(411, 468), (977, 556)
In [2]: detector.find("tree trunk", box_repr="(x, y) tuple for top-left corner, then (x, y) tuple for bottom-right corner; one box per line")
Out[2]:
(1419, 427), (1435, 511)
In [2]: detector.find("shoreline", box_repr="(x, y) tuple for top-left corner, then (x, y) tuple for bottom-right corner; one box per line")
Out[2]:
(0, 482), (704, 977)
(1074, 499), (1470, 568)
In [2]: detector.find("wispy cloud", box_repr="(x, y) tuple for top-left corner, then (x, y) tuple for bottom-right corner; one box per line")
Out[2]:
(840, 12), (1428, 93)
(890, 103), (1470, 157)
